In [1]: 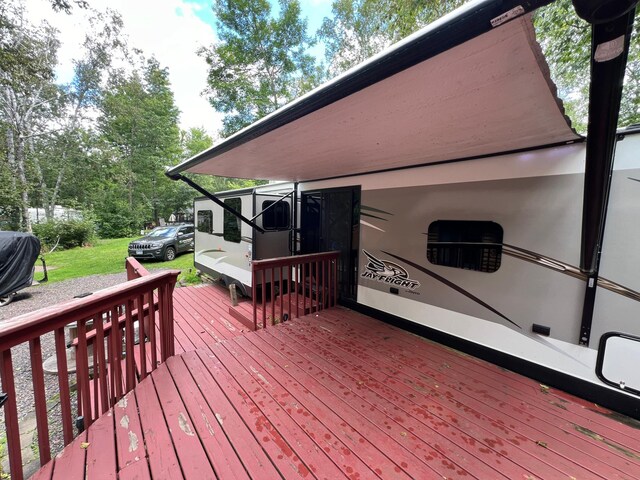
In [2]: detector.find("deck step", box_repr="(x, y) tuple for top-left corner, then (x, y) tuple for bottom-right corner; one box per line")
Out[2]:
(227, 304), (256, 331)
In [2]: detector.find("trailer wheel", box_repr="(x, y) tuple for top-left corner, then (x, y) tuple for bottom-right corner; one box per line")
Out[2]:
(0, 294), (15, 307)
(164, 247), (176, 261)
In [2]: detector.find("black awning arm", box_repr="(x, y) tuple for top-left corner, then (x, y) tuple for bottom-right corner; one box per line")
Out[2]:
(169, 173), (265, 234)
(251, 190), (294, 222)
(574, 0), (638, 345)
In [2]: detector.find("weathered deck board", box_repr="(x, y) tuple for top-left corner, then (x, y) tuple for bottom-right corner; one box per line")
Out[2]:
(269, 318), (587, 478)
(112, 391), (145, 470)
(33, 283), (640, 479)
(85, 409), (117, 480)
(313, 309), (640, 475)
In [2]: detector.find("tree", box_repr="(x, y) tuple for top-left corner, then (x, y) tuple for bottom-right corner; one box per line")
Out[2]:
(0, 2), (60, 231)
(199, 0), (319, 137)
(31, 10), (124, 220)
(534, 1), (640, 132)
(49, 0), (89, 14)
(319, 0), (465, 76)
(98, 58), (182, 234)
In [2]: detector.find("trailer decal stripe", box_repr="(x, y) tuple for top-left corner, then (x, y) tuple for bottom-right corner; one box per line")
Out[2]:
(361, 205), (394, 216)
(381, 251), (521, 329)
(359, 220), (386, 233)
(361, 213), (388, 221)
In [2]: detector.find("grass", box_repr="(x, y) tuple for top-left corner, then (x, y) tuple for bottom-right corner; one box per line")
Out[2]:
(40, 237), (200, 286)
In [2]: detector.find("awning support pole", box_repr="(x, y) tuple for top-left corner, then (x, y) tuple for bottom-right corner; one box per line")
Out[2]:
(575, 5), (637, 346)
(170, 173), (265, 234)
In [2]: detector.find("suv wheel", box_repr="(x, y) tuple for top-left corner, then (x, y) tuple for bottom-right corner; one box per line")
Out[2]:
(164, 246), (176, 261)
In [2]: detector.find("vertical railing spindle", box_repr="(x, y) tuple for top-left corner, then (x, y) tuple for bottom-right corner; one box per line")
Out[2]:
(261, 272), (266, 329)
(137, 294), (147, 380)
(29, 337), (51, 465)
(94, 314), (108, 414)
(322, 260), (327, 310)
(112, 307), (123, 399)
(91, 337), (99, 419)
(167, 283), (175, 357)
(158, 284), (168, 362)
(270, 268), (275, 325)
(252, 268), (257, 330)
(76, 318), (92, 428)
(54, 327), (73, 444)
(124, 299), (135, 392)
(315, 261), (320, 313)
(295, 264), (299, 318)
(148, 290), (157, 371)
(333, 259), (338, 306)
(279, 266), (284, 322)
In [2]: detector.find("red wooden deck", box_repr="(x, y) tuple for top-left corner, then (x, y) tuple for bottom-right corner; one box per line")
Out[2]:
(34, 284), (640, 479)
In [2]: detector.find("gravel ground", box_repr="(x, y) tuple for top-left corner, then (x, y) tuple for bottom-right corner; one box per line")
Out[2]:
(0, 273), (128, 472)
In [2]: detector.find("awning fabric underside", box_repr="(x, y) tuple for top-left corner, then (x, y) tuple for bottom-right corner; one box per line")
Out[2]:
(171, 11), (580, 182)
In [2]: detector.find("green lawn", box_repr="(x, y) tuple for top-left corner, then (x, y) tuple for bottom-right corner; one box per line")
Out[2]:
(41, 237), (200, 285)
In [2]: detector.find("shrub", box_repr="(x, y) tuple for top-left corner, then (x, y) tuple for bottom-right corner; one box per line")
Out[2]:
(33, 218), (97, 251)
(96, 213), (138, 239)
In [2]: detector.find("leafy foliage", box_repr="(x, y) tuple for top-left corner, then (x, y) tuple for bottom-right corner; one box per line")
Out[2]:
(33, 217), (97, 250)
(319, 0), (466, 76)
(98, 58), (182, 233)
(534, 2), (640, 132)
(199, 0), (320, 137)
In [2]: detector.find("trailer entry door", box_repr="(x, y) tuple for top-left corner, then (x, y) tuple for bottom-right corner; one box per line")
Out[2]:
(301, 187), (360, 301)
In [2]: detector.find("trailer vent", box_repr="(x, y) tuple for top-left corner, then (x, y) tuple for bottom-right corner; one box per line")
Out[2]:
(427, 221), (503, 273)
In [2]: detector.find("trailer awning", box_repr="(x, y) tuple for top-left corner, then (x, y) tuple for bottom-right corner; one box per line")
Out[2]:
(167, 0), (581, 182)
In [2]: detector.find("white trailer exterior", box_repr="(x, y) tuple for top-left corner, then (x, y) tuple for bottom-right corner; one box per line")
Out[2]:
(169, 0), (640, 418)
(194, 183), (294, 295)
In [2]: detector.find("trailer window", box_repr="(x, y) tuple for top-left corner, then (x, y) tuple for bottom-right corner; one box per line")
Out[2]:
(427, 220), (503, 273)
(197, 210), (212, 234)
(224, 198), (242, 243)
(261, 200), (290, 230)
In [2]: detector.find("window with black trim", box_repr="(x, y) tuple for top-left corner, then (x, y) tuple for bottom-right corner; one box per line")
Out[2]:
(197, 210), (212, 234)
(262, 200), (290, 230)
(427, 220), (503, 273)
(224, 198), (242, 243)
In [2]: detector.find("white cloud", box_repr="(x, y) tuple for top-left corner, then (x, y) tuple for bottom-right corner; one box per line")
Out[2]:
(24, 0), (223, 135)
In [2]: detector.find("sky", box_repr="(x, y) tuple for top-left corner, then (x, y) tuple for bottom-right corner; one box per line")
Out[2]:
(24, 0), (334, 136)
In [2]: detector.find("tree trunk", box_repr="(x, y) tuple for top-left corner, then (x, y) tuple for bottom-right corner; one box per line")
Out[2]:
(15, 135), (31, 232)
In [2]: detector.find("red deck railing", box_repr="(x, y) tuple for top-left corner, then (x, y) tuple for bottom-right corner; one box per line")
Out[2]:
(0, 259), (178, 480)
(251, 251), (339, 329)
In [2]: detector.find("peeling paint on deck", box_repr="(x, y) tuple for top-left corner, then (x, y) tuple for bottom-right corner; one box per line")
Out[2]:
(574, 424), (640, 459)
(128, 431), (139, 452)
(178, 412), (195, 436)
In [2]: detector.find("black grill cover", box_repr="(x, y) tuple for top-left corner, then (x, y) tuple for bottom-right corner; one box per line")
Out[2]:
(0, 232), (40, 297)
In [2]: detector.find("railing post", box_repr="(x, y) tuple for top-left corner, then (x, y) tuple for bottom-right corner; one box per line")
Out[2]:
(1, 350), (23, 480)
(252, 267), (257, 331)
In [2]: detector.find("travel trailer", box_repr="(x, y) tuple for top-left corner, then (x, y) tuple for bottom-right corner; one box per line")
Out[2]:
(193, 182), (294, 295)
(169, 0), (640, 417)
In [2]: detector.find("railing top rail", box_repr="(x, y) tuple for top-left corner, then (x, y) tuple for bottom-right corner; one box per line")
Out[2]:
(252, 251), (340, 271)
(126, 257), (151, 278)
(0, 270), (179, 352)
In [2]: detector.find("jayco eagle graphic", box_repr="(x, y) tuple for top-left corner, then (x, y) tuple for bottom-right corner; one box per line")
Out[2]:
(361, 250), (421, 290)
